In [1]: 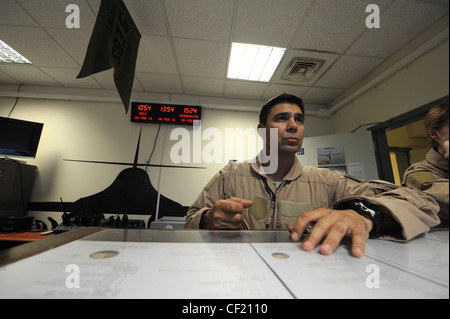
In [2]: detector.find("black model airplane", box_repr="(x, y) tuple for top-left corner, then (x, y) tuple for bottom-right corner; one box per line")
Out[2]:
(64, 128), (205, 222)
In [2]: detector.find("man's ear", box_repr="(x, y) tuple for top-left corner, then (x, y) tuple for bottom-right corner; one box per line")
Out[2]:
(257, 123), (265, 138)
(428, 128), (439, 141)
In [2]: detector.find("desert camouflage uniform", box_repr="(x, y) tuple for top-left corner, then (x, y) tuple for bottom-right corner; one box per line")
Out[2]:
(403, 148), (449, 227)
(186, 158), (440, 241)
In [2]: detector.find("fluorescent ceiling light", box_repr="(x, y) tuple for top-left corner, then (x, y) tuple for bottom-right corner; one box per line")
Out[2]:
(0, 40), (32, 64)
(227, 43), (285, 82)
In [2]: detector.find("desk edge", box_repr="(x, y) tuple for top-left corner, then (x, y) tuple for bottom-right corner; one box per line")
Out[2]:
(0, 227), (105, 267)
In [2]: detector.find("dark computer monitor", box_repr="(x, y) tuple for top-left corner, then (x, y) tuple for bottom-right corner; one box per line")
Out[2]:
(0, 160), (36, 218)
(0, 116), (43, 158)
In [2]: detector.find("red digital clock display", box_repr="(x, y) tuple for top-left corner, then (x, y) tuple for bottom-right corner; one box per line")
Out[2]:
(130, 102), (201, 126)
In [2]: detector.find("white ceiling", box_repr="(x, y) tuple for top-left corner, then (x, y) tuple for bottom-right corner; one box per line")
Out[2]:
(0, 0), (448, 107)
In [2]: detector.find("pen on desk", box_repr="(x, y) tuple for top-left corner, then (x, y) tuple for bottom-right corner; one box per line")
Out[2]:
(242, 221), (314, 233)
(305, 222), (315, 234)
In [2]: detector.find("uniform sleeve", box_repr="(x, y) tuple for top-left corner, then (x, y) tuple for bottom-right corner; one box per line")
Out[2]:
(421, 179), (449, 225)
(404, 172), (449, 227)
(184, 170), (225, 229)
(332, 174), (440, 242)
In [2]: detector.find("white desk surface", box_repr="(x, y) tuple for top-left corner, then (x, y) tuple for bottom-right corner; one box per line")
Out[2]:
(0, 229), (448, 299)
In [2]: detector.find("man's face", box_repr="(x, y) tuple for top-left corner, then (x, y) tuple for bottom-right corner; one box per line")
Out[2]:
(259, 103), (305, 155)
(437, 121), (449, 143)
(430, 120), (449, 147)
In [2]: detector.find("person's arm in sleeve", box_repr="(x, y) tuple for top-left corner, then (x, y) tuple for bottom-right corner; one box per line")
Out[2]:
(185, 168), (253, 229)
(185, 172), (223, 229)
(404, 172), (449, 227)
(333, 177), (440, 241)
(290, 174), (440, 258)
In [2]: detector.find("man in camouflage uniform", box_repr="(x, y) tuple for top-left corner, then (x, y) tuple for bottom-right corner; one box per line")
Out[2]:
(403, 102), (449, 227)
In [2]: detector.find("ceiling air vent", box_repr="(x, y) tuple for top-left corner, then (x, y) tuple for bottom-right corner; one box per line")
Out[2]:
(282, 57), (325, 82)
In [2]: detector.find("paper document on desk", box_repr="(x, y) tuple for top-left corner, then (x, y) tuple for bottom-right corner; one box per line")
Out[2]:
(364, 235), (449, 287)
(0, 241), (293, 299)
(251, 241), (449, 299)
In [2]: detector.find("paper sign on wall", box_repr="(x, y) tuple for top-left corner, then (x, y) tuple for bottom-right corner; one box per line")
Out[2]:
(317, 146), (345, 165)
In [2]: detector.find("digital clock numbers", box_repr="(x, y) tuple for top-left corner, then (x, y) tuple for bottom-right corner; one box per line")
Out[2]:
(131, 102), (201, 126)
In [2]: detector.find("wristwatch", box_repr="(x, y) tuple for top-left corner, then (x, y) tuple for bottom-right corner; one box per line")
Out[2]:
(347, 201), (384, 238)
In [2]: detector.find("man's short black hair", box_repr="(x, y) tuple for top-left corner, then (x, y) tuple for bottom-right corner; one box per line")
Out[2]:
(259, 93), (305, 125)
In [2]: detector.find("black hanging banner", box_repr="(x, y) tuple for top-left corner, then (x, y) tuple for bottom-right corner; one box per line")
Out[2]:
(77, 0), (141, 113)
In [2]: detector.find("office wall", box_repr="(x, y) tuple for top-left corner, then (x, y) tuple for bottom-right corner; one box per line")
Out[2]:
(329, 38), (449, 134)
(298, 131), (379, 181)
(0, 95), (330, 215)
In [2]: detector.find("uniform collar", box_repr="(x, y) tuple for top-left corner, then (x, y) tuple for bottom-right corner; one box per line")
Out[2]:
(426, 148), (449, 173)
(251, 153), (304, 181)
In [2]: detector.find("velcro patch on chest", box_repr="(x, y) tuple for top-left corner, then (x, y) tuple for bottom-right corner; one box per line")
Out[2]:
(249, 195), (269, 220)
(406, 171), (437, 190)
(280, 200), (312, 218)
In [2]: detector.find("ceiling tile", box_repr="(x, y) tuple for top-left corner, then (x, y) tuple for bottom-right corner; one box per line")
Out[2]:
(0, 71), (20, 84)
(136, 73), (183, 94)
(90, 69), (117, 90)
(224, 80), (268, 99)
(131, 76), (144, 92)
(137, 36), (178, 74)
(183, 76), (224, 97)
(45, 28), (91, 66)
(291, 0), (393, 53)
(315, 55), (384, 89)
(302, 87), (345, 105)
(17, 0), (96, 30)
(164, 0), (234, 41)
(0, 0), (39, 27)
(233, 0), (312, 47)
(347, 0), (448, 57)
(85, 0), (168, 36)
(0, 25), (79, 68)
(262, 84), (310, 100)
(124, 0), (168, 36)
(173, 38), (228, 78)
(86, 0), (100, 10)
(40, 67), (102, 88)
(87, 69), (144, 92)
(0, 64), (60, 86)
(417, 0), (449, 5)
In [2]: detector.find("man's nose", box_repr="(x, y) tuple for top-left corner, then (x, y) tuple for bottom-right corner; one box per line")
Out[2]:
(287, 118), (298, 132)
